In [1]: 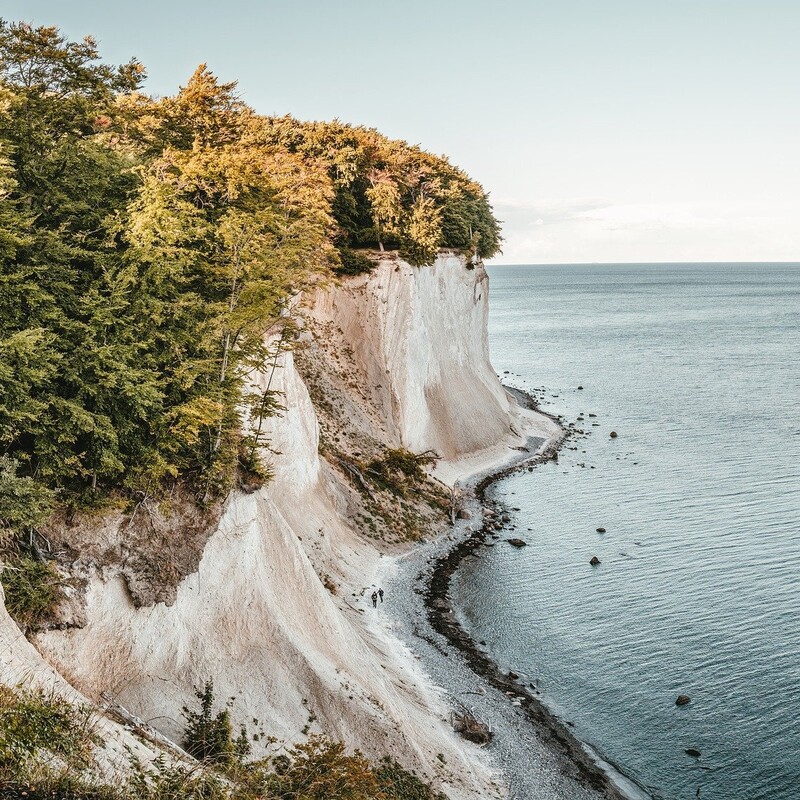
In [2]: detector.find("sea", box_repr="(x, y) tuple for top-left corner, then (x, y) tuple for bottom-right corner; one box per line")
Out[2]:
(451, 263), (800, 800)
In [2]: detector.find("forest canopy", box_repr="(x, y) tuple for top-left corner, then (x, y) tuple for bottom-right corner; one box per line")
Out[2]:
(0, 20), (501, 538)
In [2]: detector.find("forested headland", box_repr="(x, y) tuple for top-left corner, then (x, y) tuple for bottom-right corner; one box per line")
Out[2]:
(0, 20), (501, 546)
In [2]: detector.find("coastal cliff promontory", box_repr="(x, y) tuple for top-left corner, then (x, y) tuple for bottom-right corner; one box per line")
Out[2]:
(31, 252), (520, 792)
(0, 20), (563, 799)
(0, 248), (554, 797)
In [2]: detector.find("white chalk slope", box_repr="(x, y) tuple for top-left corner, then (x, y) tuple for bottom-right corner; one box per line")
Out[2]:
(5, 252), (558, 797)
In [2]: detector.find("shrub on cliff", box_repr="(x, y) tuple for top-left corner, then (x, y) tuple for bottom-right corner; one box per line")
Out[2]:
(375, 756), (447, 800)
(367, 448), (438, 493)
(182, 680), (250, 767)
(1, 555), (63, 632)
(335, 247), (376, 276)
(0, 685), (97, 778)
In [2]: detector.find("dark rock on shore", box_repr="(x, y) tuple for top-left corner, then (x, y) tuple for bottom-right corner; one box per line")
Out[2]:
(453, 711), (492, 744)
(507, 538), (527, 548)
(456, 508), (472, 520)
(589, 556), (601, 566)
(676, 694), (691, 706)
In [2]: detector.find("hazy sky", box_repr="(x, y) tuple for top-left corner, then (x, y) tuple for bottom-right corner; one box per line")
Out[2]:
(5, 0), (799, 263)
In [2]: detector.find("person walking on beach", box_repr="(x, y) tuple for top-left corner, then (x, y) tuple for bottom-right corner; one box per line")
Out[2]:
(378, 588), (384, 603)
(371, 591), (378, 608)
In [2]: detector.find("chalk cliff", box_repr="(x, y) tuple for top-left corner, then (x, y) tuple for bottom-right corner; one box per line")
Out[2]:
(1, 252), (555, 797)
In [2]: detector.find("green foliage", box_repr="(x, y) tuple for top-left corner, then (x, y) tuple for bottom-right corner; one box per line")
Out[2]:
(0, 457), (55, 550)
(334, 247), (375, 276)
(0, 19), (500, 521)
(263, 735), (381, 800)
(368, 448), (438, 490)
(261, 737), (447, 800)
(126, 756), (230, 800)
(375, 756), (447, 800)
(182, 680), (250, 767)
(0, 685), (96, 777)
(0, 20), (153, 498)
(0, 25), (332, 507)
(1, 554), (62, 631)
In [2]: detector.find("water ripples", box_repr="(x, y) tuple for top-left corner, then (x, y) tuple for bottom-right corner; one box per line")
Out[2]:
(453, 264), (800, 800)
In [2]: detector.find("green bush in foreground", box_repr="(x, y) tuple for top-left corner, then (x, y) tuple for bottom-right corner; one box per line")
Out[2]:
(0, 684), (447, 800)
(0, 685), (97, 777)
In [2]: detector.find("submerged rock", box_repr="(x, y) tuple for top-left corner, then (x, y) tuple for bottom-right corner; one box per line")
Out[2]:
(676, 694), (691, 706)
(685, 748), (702, 758)
(507, 538), (527, 548)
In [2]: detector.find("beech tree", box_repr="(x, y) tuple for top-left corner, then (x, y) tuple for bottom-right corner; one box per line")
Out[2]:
(123, 69), (334, 496)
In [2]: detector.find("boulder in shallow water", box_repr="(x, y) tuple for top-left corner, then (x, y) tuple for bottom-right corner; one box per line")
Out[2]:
(685, 748), (701, 758)
(589, 556), (601, 566)
(676, 694), (691, 706)
(610, 431), (618, 438)
(596, 527), (606, 533)
(507, 538), (527, 548)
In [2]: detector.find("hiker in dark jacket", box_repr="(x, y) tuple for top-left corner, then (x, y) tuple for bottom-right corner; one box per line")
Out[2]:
(371, 591), (378, 608)
(378, 588), (384, 603)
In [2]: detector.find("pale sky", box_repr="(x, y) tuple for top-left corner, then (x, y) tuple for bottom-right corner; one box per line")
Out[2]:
(5, 0), (799, 263)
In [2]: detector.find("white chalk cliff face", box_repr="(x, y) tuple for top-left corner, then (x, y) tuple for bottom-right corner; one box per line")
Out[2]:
(310, 251), (511, 459)
(15, 252), (532, 797)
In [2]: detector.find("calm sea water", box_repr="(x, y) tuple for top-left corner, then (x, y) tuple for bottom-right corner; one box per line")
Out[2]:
(453, 263), (800, 800)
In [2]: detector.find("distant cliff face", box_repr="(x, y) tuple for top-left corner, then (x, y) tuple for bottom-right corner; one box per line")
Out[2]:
(308, 251), (511, 459)
(26, 252), (518, 797)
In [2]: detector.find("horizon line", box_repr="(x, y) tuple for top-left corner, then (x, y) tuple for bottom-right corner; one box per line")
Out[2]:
(486, 260), (800, 267)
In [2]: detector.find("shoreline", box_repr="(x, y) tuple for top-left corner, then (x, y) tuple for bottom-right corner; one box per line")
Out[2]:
(385, 387), (650, 799)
